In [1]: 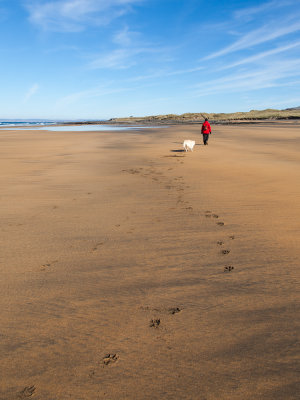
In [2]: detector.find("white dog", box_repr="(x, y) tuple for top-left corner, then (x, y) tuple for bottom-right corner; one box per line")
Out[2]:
(183, 140), (195, 152)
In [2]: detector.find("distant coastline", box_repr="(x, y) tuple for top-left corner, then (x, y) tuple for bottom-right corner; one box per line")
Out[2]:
(106, 107), (300, 125)
(59, 107), (300, 126)
(1, 108), (300, 129)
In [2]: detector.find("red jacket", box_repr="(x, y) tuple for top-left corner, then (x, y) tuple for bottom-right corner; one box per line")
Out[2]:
(201, 121), (211, 134)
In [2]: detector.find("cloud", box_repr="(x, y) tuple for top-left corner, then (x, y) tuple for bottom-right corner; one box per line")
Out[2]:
(233, 0), (296, 20)
(24, 83), (39, 102)
(113, 26), (139, 46)
(56, 84), (131, 106)
(88, 45), (172, 70)
(127, 66), (204, 82)
(204, 20), (300, 60)
(89, 48), (141, 69)
(25, 0), (143, 32)
(193, 58), (300, 97)
(254, 96), (300, 109)
(202, 1), (300, 61)
(219, 41), (300, 70)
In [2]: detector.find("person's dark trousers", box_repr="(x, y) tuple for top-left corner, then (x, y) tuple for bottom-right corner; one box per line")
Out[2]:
(203, 134), (209, 145)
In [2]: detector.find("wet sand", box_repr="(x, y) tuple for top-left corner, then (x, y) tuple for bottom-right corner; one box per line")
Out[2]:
(0, 123), (299, 399)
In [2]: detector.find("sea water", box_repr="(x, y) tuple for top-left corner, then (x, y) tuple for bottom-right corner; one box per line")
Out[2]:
(0, 120), (57, 128)
(0, 121), (163, 132)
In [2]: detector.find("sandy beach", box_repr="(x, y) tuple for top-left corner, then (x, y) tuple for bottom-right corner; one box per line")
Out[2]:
(0, 123), (299, 400)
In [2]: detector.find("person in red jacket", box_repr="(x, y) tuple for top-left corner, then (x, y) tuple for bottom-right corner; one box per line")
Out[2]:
(201, 118), (212, 145)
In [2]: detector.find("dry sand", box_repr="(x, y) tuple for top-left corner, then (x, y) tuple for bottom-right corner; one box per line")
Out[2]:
(0, 123), (299, 400)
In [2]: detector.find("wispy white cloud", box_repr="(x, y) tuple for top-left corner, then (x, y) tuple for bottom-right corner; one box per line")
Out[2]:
(88, 44), (173, 70)
(219, 41), (300, 70)
(127, 66), (204, 82)
(254, 96), (300, 110)
(56, 84), (131, 106)
(24, 83), (39, 102)
(204, 20), (300, 60)
(193, 58), (300, 97)
(233, 0), (296, 20)
(113, 26), (139, 46)
(89, 48), (143, 69)
(25, 0), (143, 32)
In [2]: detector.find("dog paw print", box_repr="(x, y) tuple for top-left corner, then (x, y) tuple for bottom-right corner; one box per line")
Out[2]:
(149, 318), (161, 328)
(168, 307), (181, 315)
(103, 354), (119, 366)
(224, 266), (234, 272)
(41, 263), (51, 270)
(221, 249), (230, 255)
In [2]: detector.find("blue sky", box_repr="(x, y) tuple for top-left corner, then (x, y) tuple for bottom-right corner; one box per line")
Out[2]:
(1, 0), (300, 119)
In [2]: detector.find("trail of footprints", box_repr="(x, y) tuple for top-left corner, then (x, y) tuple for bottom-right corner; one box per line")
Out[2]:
(122, 162), (193, 212)
(205, 210), (236, 273)
(122, 164), (238, 281)
(34, 159), (237, 393)
(89, 306), (183, 378)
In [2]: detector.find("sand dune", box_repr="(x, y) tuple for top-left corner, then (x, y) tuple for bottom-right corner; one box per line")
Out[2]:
(0, 123), (299, 399)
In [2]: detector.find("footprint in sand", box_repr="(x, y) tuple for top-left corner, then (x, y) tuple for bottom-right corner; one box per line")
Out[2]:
(92, 242), (104, 252)
(149, 319), (161, 328)
(41, 260), (58, 270)
(168, 307), (181, 315)
(41, 263), (51, 270)
(103, 354), (119, 366)
(122, 168), (140, 175)
(217, 222), (225, 226)
(212, 214), (219, 218)
(224, 266), (234, 272)
(221, 249), (230, 255)
(18, 386), (36, 399)
(229, 235), (235, 240)
(217, 241), (224, 246)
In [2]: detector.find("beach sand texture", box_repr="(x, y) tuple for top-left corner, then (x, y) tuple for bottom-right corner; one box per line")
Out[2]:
(0, 123), (299, 400)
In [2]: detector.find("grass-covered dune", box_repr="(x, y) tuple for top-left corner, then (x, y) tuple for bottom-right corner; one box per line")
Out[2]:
(109, 108), (300, 124)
